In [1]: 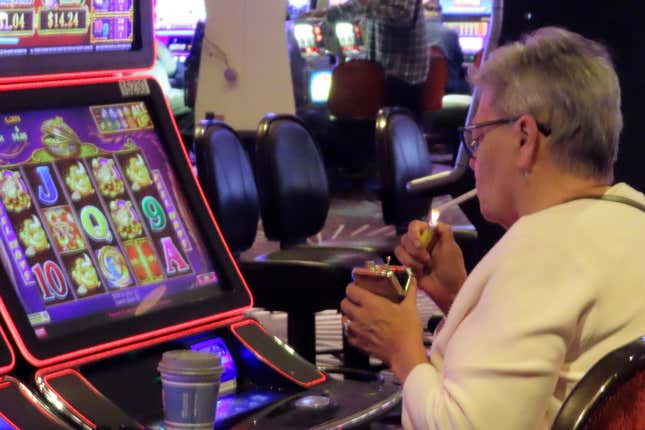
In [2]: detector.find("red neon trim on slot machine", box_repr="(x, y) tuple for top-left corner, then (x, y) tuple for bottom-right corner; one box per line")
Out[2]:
(40, 370), (96, 428)
(5, 376), (80, 427)
(2, 293), (246, 368)
(33, 315), (244, 375)
(0, 66), (154, 87)
(0, 326), (15, 375)
(230, 320), (327, 387)
(157, 84), (255, 305)
(0, 74), (141, 92)
(0, 412), (18, 430)
(42, 368), (106, 401)
(41, 368), (135, 429)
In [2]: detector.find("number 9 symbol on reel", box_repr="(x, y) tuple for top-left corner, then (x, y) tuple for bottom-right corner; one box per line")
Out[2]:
(141, 195), (167, 232)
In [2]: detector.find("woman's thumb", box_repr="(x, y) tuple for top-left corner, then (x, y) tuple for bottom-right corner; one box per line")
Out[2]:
(402, 276), (418, 307)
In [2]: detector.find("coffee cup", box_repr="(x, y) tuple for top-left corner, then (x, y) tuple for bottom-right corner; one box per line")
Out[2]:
(158, 350), (223, 430)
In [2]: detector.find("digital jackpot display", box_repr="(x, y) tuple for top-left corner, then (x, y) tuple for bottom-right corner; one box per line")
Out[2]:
(0, 0), (134, 57)
(439, 0), (492, 15)
(0, 100), (221, 341)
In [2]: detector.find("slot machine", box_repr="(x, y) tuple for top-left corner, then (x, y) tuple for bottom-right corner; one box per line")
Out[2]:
(153, 0), (206, 63)
(440, 0), (492, 63)
(0, 1), (400, 429)
(287, 4), (336, 111)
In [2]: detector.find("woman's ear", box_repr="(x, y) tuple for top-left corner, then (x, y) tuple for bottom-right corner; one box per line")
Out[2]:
(515, 114), (540, 172)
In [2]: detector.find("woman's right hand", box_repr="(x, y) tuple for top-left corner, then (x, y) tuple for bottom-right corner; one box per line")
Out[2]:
(394, 221), (467, 314)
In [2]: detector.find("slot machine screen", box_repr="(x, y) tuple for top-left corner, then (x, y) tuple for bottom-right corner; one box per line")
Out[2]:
(309, 69), (331, 103)
(287, 0), (311, 20)
(439, 0), (492, 16)
(0, 78), (251, 361)
(0, 0), (154, 80)
(293, 22), (321, 56)
(458, 35), (483, 55)
(334, 22), (355, 51)
(154, 0), (205, 60)
(443, 20), (489, 56)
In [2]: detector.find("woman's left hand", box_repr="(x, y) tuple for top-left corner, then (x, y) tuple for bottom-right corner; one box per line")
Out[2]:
(341, 279), (429, 382)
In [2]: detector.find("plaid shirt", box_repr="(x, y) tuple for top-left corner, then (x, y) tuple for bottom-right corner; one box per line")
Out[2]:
(328, 0), (429, 85)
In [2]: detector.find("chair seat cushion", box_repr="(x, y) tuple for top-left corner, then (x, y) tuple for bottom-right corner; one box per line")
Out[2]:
(238, 248), (382, 313)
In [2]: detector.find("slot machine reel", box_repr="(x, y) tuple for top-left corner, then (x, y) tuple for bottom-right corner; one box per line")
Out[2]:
(351, 258), (413, 303)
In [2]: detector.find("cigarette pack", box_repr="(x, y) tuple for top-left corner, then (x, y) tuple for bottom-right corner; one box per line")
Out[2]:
(351, 260), (413, 303)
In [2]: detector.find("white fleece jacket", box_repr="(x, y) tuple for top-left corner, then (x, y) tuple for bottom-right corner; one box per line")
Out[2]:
(402, 183), (645, 430)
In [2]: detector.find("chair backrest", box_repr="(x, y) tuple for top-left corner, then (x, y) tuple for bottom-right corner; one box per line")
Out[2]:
(328, 59), (386, 119)
(255, 114), (330, 247)
(194, 119), (259, 256)
(551, 336), (645, 430)
(421, 46), (449, 113)
(376, 107), (434, 233)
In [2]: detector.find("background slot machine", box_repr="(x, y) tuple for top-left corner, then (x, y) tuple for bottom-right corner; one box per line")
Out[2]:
(153, 0), (206, 63)
(0, 1), (401, 429)
(287, 0), (337, 112)
(333, 19), (365, 61)
(440, 0), (492, 63)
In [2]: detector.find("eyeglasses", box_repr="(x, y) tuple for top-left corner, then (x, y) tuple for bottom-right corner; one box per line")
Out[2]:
(458, 117), (552, 158)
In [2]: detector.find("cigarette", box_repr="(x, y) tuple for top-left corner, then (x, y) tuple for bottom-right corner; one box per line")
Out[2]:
(419, 189), (477, 249)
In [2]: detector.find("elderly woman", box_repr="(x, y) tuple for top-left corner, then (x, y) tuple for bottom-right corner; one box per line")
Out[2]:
(341, 27), (645, 429)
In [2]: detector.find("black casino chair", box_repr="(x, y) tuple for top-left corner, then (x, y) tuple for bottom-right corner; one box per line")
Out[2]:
(194, 118), (259, 257)
(255, 113), (406, 261)
(377, 107), (435, 236)
(375, 107), (478, 268)
(195, 116), (382, 365)
(551, 336), (645, 430)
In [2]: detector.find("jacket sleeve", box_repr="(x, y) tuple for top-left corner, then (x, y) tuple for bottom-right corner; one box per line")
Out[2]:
(401, 231), (594, 429)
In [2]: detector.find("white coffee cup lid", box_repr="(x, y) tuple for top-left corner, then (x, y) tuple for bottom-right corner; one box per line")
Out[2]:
(158, 350), (222, 375)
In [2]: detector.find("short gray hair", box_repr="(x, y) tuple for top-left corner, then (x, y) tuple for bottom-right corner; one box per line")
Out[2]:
(470, 27), (622, 180)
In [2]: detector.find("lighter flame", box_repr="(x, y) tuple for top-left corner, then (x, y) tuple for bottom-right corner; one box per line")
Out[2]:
(430, 208), (440, 227)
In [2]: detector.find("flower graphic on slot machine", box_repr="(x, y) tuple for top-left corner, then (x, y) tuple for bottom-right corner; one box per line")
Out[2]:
(70, 253), (101, 296)
(44, 207), (84, 253)
(40, 117), (81, 159)
(109, 199), (142, 240)
(125, 153), (152, 191)
(18, 215), (50, 257)
(91, 157), (124, 198)
(65, 161), (94, 201)
(0, 170), (32, 213)
(97, 246), (132, 289)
